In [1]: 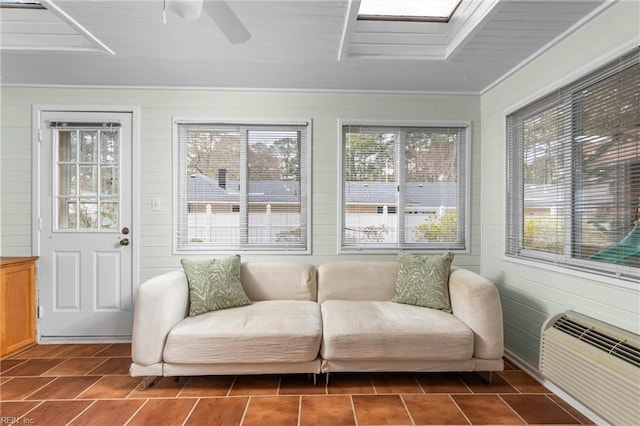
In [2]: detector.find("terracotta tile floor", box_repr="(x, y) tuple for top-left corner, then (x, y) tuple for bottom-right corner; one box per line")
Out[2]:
(0, 344), (594, 425)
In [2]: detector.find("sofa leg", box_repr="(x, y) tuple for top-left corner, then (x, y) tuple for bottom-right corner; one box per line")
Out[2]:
(478, 371), (493, 384)
(142, 376), (161, 390)
(325, 372), (330, 386)
(307, 373), (317, 385)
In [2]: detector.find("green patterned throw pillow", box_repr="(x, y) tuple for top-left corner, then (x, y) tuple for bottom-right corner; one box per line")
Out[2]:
(391, 252), (454, 312)
(181, 255), (251, 316)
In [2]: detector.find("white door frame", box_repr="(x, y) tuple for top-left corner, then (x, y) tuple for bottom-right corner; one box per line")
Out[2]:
(32, 104), (140, 343)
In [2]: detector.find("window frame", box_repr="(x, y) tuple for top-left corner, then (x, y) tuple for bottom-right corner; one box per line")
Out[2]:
(338, 119), (471, 254)
(173, 118), (312, 254)
(505, 47), (640, 283)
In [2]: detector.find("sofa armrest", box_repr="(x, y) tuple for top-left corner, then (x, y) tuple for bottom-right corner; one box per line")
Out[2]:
(131, 270), (189, 367)
(448, 268), (504, 360)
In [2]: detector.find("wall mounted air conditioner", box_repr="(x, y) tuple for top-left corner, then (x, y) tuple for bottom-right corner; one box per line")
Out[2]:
(540, 310), (640, 425)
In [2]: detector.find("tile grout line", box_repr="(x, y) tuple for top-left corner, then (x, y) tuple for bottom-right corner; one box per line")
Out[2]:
(84, 357), (111, 376)
(496, 370), (522, 394)
(0, 359), (28, 374)
(543, 393), (587, 425)
(238, 395), (251, 426)
(457, 373), (474, 394)
(413, 374), (426, 394)
(19, 377), (57, 400)
(496, 394), (528, 424)
(369, 375), (377, 395)
(226, 376), (238, 397)
(124, 397), (150, 425)
(9, 399), (45, 424)
(349, 394), (359, 426)
(181, 396), (201, 426)
(447, 393), (473, 425)
(176, 376), (190, 398)
(124, 377), (146, 399)
(64, 398), (98, 425)
(398, 394), (417, 426)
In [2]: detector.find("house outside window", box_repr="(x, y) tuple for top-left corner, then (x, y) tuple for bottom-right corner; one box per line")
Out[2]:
(339, 122), (469, 252)
(174, 120), (310, 253)
(506, 48), (639, 282)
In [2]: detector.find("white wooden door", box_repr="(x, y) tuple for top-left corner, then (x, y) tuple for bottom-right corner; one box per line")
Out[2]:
(38, 111), (134, 338)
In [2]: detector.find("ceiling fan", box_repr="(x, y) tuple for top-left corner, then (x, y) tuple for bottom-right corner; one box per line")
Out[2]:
(163, 0), (251, 44)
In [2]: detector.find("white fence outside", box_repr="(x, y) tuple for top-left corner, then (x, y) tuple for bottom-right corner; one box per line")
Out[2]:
(187, 204), (453, 245)
(188, 209), (301, 244)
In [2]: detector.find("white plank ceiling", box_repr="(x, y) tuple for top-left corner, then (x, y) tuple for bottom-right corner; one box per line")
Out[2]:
(0, 0), (611, 92)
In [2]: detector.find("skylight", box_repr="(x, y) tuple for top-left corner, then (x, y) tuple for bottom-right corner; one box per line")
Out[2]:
(0, 0), (44, 9)
(358, 0), (461, 22)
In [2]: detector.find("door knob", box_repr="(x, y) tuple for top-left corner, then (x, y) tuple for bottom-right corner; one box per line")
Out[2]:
(119, 238), (130, 246)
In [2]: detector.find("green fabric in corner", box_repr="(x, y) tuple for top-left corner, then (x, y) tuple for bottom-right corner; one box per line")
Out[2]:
(181, 255), (251, 316)
(392, 251), (454, 312)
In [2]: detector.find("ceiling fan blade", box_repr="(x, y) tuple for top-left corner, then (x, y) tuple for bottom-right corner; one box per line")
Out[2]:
(202, 1), (251, 44)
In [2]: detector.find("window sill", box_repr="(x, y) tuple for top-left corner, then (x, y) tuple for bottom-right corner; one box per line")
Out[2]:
(502, 255), (639, 291)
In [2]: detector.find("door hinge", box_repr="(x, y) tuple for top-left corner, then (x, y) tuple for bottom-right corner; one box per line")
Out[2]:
(37, 128), (43, 143)
(38, 217), (43, 231)
(37, 305), (43, 319)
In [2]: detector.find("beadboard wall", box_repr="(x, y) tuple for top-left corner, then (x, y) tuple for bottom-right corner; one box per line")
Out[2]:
(0, 88), (481, 284)
(480, 0), (640, 368)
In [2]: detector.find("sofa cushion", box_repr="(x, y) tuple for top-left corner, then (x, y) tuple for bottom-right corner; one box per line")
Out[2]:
(241, 262), (317, 301)
(392, 252), (454, 312)
(181, 255), (251, 316)
(321, 300), (473, 361)
(317, 261), (398, 303)
(163, 300), (322, 364)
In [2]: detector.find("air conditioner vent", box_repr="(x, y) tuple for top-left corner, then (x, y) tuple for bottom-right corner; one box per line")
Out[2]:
(540, 311), (640, 425)
(553, 315), (640, 368)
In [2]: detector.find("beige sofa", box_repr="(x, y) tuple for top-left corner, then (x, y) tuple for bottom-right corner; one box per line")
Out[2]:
(318, 261), (504, 376)
(129, 261), (503, 383)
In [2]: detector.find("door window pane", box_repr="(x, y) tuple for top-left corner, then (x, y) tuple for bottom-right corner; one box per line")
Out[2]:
(79, 198), (98, 229)
(80, 131), (98, 162)
(79, 165), (98, 195)
(58, 131), (77, 161)
(100, 131), (118, 164)
(58, 165), (77, 196)
(100, 201), (118, 229)
(58, 199), (77, 229)
(101, 166), (118, 195)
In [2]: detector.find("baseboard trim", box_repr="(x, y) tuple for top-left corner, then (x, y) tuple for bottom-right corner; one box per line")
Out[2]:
(38, 336), (132, 344)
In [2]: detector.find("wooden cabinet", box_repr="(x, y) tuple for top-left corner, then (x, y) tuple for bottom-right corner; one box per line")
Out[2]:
(1, 257), (37, 357)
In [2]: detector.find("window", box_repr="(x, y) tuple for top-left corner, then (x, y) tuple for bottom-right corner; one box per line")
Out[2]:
(358, 0), (461, 22)
(54, 123), (120, 231)
(0, 0), (44, 8)
(340, 123), (469, 252)
(506, 47), (639, 282)
(175, 121), (310, 253)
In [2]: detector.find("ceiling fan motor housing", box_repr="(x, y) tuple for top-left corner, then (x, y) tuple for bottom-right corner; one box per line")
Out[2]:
(169, 0), (204, 20)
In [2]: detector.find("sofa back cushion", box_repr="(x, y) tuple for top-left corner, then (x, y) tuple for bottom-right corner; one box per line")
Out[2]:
(241, 262), (317, 301)
(317, 261), (398, 303)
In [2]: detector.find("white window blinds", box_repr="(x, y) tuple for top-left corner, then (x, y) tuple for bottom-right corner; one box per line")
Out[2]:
(175, 121), (309, 252)
(506, 47), (639, 281)
(341, 124), (468, 251)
